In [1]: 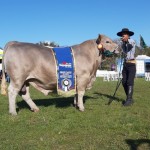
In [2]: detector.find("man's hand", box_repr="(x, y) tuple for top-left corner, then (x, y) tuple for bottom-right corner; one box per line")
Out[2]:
(127, 43), (133, 51)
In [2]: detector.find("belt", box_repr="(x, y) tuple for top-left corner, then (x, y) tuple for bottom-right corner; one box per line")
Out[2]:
(125, 59), (136, 64)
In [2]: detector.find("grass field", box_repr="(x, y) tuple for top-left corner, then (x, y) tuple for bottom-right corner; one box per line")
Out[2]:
(0, 78), (150, 150)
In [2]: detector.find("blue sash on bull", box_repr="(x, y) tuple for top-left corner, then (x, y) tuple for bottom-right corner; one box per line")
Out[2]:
(52, 47), (76, 97)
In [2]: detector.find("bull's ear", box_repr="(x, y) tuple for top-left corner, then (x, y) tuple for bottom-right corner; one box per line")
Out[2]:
(96, 34), (101, 44)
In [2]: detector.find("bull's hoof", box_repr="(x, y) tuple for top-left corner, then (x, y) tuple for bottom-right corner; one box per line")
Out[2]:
(79, 107), (85, 112)
(9, 111), (17, 116)
(43, 91), (49, 96)
(86, 87), (92, 90)
(31, 108), (40, 112)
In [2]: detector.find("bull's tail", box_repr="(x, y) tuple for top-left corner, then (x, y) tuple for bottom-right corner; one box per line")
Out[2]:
(1, 45), (8, 95)
(1, 70), (7, 95)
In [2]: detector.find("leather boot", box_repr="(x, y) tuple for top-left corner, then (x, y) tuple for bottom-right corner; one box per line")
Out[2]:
(123, 84), (128, 96)
(123, 86), (134, 106)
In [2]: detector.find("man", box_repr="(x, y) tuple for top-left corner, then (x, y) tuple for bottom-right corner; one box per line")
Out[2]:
(117, 28), (136, 106)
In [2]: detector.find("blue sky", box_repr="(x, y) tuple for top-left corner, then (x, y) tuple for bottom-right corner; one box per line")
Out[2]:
(0, 0), (149, 48)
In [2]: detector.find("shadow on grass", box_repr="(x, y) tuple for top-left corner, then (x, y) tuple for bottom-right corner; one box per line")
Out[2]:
(17, 95), (94, 111)
(93, 92), (124, 103)
(126, 139), (150, 150)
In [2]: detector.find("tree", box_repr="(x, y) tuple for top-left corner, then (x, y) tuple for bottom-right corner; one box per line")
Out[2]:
(37, 41), (59, 47)
(140, 35), (147, 49)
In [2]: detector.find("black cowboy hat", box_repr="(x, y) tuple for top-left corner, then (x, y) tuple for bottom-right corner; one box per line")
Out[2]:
(117, 28), (134, 36)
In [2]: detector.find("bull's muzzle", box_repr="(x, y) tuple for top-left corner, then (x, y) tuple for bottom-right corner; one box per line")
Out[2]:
(113, 46), (119, 54)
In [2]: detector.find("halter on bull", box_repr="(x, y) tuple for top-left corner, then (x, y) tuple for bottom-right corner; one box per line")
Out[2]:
(1, 34), (119, 115)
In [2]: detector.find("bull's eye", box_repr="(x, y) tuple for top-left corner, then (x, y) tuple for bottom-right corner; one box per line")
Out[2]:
(106, 41), (110, 43)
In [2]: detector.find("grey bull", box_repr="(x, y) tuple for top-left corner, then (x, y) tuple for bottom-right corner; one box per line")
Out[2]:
(1, 34), (119, 115)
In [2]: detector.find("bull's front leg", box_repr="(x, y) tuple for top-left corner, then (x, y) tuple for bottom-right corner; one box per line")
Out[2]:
(77, 91), (85, 111)
(74, 94), (78, 107)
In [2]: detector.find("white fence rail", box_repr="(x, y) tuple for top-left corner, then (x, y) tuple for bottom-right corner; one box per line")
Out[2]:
(103, 72), (122, 81)
(145, 72), (150, 81)
(96, 70), (122, 81)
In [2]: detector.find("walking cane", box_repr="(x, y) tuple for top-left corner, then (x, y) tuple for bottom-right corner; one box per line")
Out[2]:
(107, 43), (125, 105)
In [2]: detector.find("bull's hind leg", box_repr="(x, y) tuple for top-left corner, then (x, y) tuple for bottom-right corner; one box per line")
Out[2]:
(8, 83), (19, 115)
(21, 85), (39, 112)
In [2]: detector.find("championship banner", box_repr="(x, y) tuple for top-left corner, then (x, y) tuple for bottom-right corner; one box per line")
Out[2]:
(52, 47), (76, 97)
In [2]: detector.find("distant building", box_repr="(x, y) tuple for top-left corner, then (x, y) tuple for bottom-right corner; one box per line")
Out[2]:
(136, 55), (150, 77)
(0, 48), (3, 58)
(0, 48), (3, 71)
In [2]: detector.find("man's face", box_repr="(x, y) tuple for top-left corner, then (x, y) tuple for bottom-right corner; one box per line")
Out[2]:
(122, 33), (129, 42)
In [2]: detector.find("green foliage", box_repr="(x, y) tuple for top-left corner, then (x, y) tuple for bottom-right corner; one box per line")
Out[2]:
(0, 78), (150, 149)
(38, 41), (59, 47)
(135, 46), (150, 56)
(140, 35), (147, 49)
(141, 47), (150, 56)
(101, 56), (117, 70)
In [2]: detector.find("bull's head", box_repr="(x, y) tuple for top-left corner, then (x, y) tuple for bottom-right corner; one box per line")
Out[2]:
(96, 34), (119, 57)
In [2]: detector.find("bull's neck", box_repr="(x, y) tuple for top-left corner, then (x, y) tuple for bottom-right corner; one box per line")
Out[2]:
(92, 40), (102, 60)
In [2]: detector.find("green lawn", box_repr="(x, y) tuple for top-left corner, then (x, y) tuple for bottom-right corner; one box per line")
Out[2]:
(0, 78), (150, 150)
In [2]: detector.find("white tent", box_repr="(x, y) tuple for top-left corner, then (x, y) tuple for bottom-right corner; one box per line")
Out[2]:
(136, 55), (150, 77)
(0, 49), (3, 71)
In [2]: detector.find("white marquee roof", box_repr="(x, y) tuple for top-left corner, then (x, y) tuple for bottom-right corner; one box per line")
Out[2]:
(136, 55), (150, 60)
